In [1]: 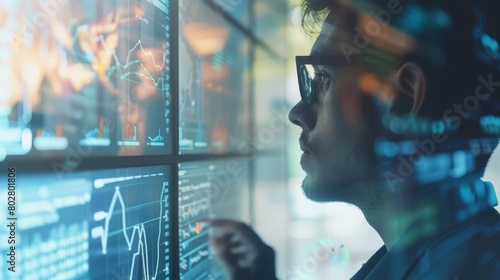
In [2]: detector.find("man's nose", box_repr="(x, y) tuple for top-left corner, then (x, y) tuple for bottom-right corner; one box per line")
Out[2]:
(288, 100), (316, 132)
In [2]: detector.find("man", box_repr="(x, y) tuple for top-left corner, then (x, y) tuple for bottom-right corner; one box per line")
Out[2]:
(207, 0), (500, 279)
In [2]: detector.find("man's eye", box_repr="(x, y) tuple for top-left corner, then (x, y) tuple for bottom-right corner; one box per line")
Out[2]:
(320, 72), (331, 84)
(315, 70), (331, 87)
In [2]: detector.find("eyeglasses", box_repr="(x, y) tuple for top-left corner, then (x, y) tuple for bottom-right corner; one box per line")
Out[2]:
(295, 55), (353, 106)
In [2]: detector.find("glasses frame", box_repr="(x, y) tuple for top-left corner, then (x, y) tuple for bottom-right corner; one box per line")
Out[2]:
(295, 55), (353, 106)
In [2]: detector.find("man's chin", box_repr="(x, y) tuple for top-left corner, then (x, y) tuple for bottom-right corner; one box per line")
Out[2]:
(302, 176), (334, 203)
(301, 175), (352, 203)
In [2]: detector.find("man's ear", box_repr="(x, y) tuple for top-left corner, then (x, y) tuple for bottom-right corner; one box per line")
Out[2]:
(391, 62), (426, 116)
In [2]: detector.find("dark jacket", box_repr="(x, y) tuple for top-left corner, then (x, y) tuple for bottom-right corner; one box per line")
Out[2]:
(351, 182), (500, 280)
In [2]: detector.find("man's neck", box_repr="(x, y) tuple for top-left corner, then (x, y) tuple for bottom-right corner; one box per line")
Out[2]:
(348, 182), (394, 249)
(362, 200), (439, 251)
(355, 183), (449, 251)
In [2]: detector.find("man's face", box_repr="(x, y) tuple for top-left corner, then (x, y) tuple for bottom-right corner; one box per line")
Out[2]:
(288, 11), (381, 203)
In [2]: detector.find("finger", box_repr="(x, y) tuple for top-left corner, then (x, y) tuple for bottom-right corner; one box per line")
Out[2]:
(210, 233), (245, 258)
(230, 245), (248, 254)
(209, 233), (227, 251)
(210, 233), (232, 256)
(230, 234), (241, 243)
(237, 256), (256, 269)
(210, 234), (240, 270)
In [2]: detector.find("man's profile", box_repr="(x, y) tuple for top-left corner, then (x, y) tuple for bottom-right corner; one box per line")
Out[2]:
(207, 0), (500, 279)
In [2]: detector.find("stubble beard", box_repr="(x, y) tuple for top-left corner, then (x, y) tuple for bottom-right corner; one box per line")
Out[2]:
(301, 131), (381, 206)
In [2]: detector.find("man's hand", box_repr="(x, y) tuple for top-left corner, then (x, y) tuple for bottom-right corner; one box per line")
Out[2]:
(204, 219), (277, 280)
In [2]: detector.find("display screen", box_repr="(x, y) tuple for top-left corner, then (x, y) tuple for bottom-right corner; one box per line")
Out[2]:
(0, 0), (172, 161)
(178, 160), (250, 279)
(213, 0), (250, 27)
(0, 165), (171, 280)
(179, 0), (251, 154)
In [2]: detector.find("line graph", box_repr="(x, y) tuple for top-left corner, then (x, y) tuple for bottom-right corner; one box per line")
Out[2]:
(90, 167), (170, 280)
(102, 16), (172, 153)
(104, 36), (169, 91)
(148, 128), (166, 146)
(70, 0), (172, 155)
(179, 56), (208, 152)
(178, 0), (251, 154)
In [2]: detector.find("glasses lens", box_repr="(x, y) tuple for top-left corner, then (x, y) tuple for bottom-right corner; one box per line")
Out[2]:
(299, 64), (314, 105)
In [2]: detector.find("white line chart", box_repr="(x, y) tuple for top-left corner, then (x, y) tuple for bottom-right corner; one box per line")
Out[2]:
(102, 35), (169, 90)
(92, 180), (168, 280)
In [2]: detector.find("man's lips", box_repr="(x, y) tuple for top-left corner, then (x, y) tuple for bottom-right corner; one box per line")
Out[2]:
(300, 151), (314, 166)
(299, 133), (314, 167)
(299, 131), (313, 150)
(299, 142), (313, 154)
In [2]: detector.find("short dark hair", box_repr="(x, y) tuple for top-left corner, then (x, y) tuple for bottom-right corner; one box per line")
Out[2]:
(301, 0), (500, 124)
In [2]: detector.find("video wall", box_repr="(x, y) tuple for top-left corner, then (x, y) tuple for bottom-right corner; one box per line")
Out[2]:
(0, 0), (253, 279)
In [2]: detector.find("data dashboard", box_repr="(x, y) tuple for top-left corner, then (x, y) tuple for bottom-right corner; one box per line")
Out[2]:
(0, 0), (173, 160)
(0, 165), (171, 280)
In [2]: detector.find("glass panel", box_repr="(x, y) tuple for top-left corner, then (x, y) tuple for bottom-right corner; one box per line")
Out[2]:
(0, 165), (172, 279)
(179, 0), (251, 154)
(178, 159), (250, 279)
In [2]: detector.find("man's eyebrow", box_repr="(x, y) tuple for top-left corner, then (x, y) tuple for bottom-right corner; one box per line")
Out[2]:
(309, 49), (342, 57)
(307, 51), (351, 60)
(318, 64), (337, 71)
